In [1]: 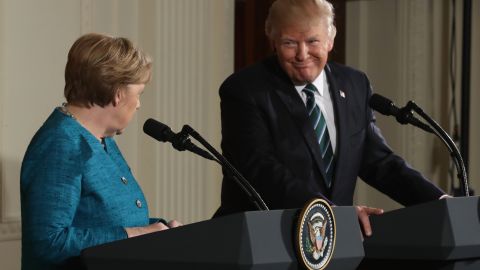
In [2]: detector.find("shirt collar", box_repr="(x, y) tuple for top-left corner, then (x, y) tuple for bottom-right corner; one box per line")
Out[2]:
(294, 69), (326, 96)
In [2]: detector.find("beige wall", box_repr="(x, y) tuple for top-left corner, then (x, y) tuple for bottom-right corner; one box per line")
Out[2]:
(347, 0), (480, 209)
(0, 0), (233, 269)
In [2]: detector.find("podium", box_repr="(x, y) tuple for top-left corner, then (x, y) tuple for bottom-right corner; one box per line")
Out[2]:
(81, 206), (364, 269)
(360, 196), (480, 269)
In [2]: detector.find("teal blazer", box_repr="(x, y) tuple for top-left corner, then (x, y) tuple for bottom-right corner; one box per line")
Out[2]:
(21, 108), (153, 269)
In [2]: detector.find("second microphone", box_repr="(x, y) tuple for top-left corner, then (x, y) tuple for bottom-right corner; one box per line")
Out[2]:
(143, 118), (214, 160)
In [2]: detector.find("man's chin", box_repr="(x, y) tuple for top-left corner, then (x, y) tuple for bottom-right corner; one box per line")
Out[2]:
(292, 75), (315, 85)
(292, 71), (320, 84)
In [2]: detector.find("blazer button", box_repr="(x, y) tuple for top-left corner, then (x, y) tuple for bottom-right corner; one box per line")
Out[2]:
(121, 176), (128, 185)
(136, 199), (142, 208)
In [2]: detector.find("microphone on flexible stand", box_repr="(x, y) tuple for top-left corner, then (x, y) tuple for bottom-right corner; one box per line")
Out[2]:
(142, 119), (269, 211)
(143, 118), (215, 161)
(181, 124), (269, 211)
(369, 93), (470, 197)
(369, 94), (434, 133)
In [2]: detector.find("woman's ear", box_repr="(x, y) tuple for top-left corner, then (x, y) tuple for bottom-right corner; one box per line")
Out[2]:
(113, 88), (123, 107)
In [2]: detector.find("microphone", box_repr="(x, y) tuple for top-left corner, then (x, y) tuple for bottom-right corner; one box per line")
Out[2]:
(369, 93), (469, 196)
(143, 118), (215, 161)
(369, 94), (434, 133)
(369, 93), (399, 116)
(181, 124), (269, 211)
(143, 119), (269, 210)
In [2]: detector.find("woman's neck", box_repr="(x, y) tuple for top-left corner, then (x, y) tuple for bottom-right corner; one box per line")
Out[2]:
(65, 104), (113, 141)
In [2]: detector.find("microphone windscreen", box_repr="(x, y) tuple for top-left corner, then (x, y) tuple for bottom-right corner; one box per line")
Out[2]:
(143, 118), (174, 142)
(369, 94), (397, 116)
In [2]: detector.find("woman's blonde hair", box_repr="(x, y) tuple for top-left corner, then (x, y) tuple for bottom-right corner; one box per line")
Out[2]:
(64, 33), (152, 107)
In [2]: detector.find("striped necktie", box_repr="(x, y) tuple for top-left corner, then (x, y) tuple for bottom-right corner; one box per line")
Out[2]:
(303, 83), (335, 188)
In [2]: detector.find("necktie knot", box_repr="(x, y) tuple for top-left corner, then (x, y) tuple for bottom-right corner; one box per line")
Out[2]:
(303, 84), (318, 114)
(303, 83), (318, 96)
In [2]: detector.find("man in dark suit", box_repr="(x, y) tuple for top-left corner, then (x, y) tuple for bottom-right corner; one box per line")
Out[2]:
(215, 0), (447, 235)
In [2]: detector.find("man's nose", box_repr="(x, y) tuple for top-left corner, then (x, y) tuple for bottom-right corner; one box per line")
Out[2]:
(295, 43), (308, 61)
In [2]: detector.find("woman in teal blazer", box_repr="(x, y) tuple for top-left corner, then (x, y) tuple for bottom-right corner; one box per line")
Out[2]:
(20, 33), (180, 269)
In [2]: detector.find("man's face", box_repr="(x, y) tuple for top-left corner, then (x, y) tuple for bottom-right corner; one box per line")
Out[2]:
(272, 23), (333, 85)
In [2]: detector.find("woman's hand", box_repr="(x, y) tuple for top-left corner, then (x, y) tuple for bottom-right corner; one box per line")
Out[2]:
(125, 220), (183, 238)
(166, 220), (182, 228)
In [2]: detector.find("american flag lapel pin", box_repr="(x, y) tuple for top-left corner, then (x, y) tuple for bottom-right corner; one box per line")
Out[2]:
(339, 90), (346, 98)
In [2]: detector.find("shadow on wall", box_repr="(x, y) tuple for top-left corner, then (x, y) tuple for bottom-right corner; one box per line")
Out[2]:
(0, 157), (22, 270)
(0, 156), (22, 223)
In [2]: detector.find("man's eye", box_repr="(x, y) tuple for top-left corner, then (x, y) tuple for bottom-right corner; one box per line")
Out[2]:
(282, 40), (297, 47)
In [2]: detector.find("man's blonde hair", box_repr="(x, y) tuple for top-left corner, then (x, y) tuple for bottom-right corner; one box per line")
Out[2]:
(265, 0), (337, 41)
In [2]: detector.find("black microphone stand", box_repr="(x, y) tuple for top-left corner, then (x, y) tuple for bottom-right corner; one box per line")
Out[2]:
(395, 104), (435, 134)
(181, 125), (269, 211)
(399, 101), (469, 197)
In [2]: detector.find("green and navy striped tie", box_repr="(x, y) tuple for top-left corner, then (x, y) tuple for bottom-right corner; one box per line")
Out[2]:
(303, 83), (335, 188)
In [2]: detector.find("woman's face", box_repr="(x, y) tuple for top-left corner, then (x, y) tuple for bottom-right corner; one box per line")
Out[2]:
(111, 83), (145, 135)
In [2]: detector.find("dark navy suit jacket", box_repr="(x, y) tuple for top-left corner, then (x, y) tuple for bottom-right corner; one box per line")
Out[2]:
(215, 56), (444, 216)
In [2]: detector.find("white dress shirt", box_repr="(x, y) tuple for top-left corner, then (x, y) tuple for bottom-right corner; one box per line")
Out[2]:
(294, 70), (337, 153)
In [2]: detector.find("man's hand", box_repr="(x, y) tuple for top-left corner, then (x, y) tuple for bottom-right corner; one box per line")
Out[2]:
(355, 205), (384, 237)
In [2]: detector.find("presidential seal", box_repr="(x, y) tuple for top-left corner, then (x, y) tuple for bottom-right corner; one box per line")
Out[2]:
(296, 198), (336, 270)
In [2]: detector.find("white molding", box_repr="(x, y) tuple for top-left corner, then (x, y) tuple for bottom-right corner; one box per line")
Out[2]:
(112, 0), (119, 35)
(470, 0), (480, 192)
(357, 3), (369, 72)
(345, 1), (369, 71)
(345, 1), (371, 203)
(0, 0), (5, 223)
(395, 0), (410, 159)
(396, 0), (432, 166)
(0, 222), (21, 241)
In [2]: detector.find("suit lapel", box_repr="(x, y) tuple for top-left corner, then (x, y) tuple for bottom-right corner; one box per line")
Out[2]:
(325, 63), (348, 191)
(266, 58), (329, 187)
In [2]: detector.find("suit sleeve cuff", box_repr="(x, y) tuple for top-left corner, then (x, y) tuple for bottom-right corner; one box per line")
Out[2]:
(439, 194), (452, 200)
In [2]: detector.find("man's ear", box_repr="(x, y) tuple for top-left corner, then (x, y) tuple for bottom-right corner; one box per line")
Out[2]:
(327, 39), (334, 52)
(270, 39), (277, 53)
